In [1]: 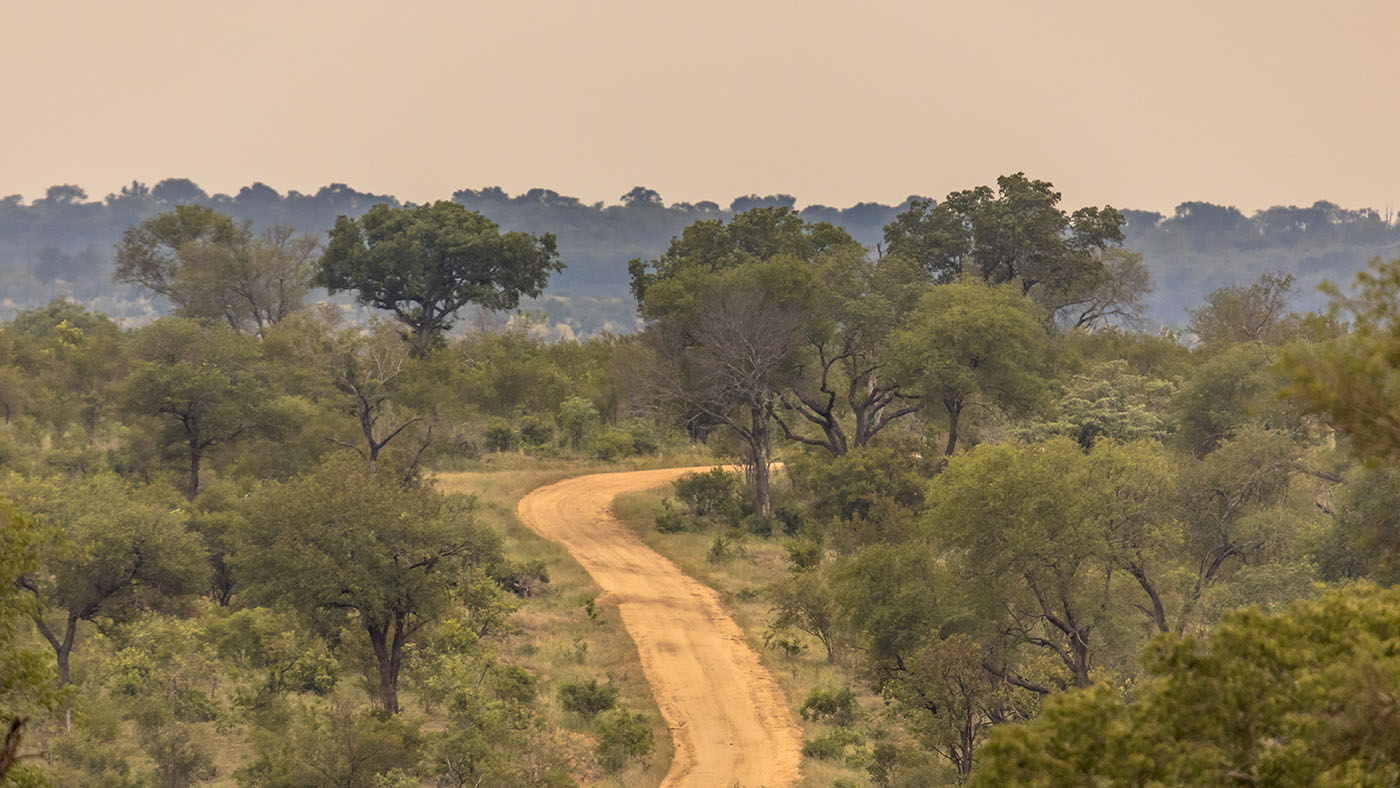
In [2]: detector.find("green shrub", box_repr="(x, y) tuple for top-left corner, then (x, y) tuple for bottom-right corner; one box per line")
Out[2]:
(744, 513), (776, 537)
(783, 537), (824, 571)
(518, 413), (555, 447)
(484, 418), (516, 452)
(800, 685), (858, 725)
(625, 419), (660, 455)
(673, 468), (739, 517)
(654, 500), (695, 533)
(595, 709), (654, 771)
(707, 532), (734, 563)
(591, 427), (636, 462)
(774, 506), (804, 536)
(491, 559), (550, 597)
(557, 678), (618, 718)
(802, 728), (864, 760)
(557, 395), (600, 451)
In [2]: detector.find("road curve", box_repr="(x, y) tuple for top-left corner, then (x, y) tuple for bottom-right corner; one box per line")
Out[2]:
(517, 467), (802, 788)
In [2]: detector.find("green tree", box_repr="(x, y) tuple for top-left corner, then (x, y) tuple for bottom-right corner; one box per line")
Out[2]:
(882, 173), (1126, 319)
(1173, 427), (1318, 633)
(1188, 271), (1299, 346)
(5, 475), (206, 693)
(5, 300), (127, 440)
(123, 318), (278, 499)
(632, 207), (860, 513)
(642, 261), (818, 515)
(775, 247), (929, 455)
(886, 280), (1049, 455)
(971, 583), (1400, 787)
(927, 438), (1176, 685)
(236, 458), (504, 713)
(115, 205), (316, 335)
(237, 697), (421, 788)
(316, 201), (562, 355)
(1172, 342), (1284, 456)
(1282, 256), (1400, 461)
(628, 205), (852, 308)
(1027, 359), (1174, 449)
(324, 322), (428, 473)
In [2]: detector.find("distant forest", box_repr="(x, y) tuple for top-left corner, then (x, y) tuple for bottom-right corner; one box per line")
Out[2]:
(4, 179), (1399, 335)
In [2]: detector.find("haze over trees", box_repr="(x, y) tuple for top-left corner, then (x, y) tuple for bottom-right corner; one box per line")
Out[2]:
(2, 177), (1398, 334)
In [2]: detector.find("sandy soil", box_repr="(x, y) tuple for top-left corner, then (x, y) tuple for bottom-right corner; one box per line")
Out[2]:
(517, 467), (803, 788)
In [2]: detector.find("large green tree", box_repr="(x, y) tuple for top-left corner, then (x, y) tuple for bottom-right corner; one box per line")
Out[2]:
(123, 318), (278, 499)
(775, 246), (930, 455)
(882, 173), (1126, 321)
(5, 475), (207, 693)
(886, 280), (1049, 455)
(633, 207), (852, 514)
(115, 205), (317, 335)
(317, 201), (562, 355)
(236, 458), (504, 713)
(927, 438), (1176, 686)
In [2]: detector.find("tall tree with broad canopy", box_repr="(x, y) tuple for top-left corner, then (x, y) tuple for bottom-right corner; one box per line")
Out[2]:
(882, 173), (1127, 322)
(0, 497), (60, 783)
(115, 205), (318, 335)
(236, 457), (505, 714)
(317, 201), (562, 355)
(775, 246), (930, 455)
(3, 474), (207, 695)
(927, 438), (1177, 688)
(643, 263), (816, 516)
(632, 206), (849, 514)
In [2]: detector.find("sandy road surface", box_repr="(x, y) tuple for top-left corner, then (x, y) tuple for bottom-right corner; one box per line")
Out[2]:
(517, 467), (802, 788)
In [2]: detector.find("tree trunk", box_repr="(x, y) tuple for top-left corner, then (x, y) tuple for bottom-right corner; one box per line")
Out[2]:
(366, 620), (402, 714)
(409, 321), (436, 358)
(34, 613), (78, 732)
(944, 399), (963, 456)
(0, 715), (28, 782)
(1128, 563), (1169, 634)
(187, 438), (202, 501)
(751, 408), (773, 518)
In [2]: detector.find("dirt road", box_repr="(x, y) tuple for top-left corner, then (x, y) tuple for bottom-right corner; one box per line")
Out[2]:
(517, 467), (802, 788)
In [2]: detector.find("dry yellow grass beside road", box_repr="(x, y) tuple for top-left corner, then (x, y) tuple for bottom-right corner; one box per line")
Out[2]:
(517, 467), (803, 788)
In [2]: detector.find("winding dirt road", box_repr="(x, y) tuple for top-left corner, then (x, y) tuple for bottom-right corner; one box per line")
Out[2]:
(517, 467), (802, 788)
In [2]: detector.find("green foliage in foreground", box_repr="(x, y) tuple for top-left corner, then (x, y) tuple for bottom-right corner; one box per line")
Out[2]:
(0, 498), (59, 787)
(972, 583), (1400, 787)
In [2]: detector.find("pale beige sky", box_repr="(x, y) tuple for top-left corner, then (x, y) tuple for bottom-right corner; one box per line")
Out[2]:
(2, 0), (1396, 213)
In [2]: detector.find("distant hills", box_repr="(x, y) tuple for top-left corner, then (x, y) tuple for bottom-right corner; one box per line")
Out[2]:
(3, 179), (1398, 335)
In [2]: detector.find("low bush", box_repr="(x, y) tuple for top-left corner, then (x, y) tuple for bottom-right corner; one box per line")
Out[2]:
(800, 685), (859, 725)
(673, 468), (739, 517)
(595, 708), (653, 771)
(557, 678), (618, 718)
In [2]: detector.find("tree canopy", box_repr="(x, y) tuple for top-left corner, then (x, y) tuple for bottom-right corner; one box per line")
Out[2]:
(316, 201), (562, 354)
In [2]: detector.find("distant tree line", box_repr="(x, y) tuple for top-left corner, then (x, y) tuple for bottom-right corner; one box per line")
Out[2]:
(3, 178), (1399, 330)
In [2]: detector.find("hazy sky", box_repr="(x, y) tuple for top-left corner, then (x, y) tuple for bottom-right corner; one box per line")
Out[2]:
(3, 0), (1396, 213)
